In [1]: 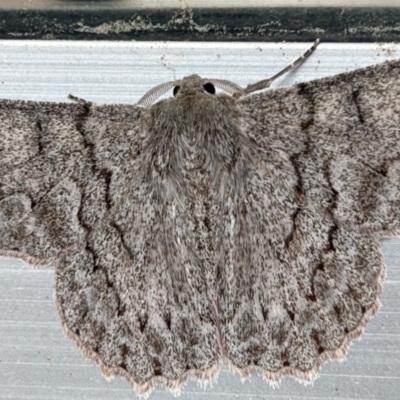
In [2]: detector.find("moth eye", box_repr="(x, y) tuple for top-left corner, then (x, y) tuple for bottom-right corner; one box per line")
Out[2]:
(203, 82), (216, 94)
(173, 86), (181, 97)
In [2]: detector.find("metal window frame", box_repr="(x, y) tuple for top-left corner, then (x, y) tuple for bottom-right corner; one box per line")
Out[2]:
(1, 6), (399, 41)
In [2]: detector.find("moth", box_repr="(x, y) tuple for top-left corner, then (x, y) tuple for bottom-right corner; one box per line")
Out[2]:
(1, 40), (399, 397)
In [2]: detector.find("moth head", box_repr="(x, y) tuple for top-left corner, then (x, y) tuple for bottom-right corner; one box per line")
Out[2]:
(173, 75), (216, 97)
(137, 74), (246, 107)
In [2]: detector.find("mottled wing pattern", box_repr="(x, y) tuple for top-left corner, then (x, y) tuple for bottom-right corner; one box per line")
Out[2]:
(218, 59), (400, 379)
(55, 103), (221, 395)
(0, 100), (221, 395)
(0, 100), (90, 262)
(243, 59), (400, 234)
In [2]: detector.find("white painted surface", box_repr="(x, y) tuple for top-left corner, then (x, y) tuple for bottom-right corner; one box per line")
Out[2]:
(0, 41), (399, 103)
(0, 40), (400, 399)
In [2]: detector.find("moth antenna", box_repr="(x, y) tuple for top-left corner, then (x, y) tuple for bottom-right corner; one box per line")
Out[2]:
(68, 94), (92, 105)
(208, 79), (246, 97)
(244, 38), (320, 95)
(137, 80), (178, 107)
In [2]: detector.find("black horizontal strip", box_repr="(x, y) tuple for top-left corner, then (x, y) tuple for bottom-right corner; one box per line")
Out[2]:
(0, 7), (400, 42)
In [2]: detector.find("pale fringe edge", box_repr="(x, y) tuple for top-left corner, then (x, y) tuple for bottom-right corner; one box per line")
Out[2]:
(0, 249), (54, 268)
(55, 289), (223, 398)
(54, 260), (386, 397)
(0, 245), (77, 269)
(1, 248), (386, 397)
(224, 255), (387, 386)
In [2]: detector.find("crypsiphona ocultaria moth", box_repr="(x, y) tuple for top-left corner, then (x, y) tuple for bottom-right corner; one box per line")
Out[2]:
(1, 40), (399, 396)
